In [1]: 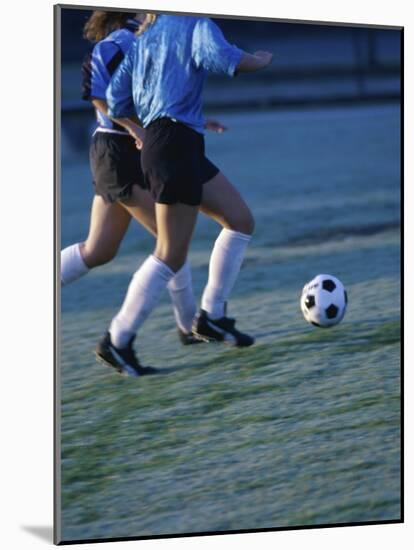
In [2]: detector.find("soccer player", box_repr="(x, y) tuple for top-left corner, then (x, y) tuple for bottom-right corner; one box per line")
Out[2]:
(61, 11), (218, 351)
(96, 14), (273, 375)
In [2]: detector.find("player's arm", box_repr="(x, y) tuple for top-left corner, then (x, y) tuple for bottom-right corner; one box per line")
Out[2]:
(112, 115), (145, 149)
(204, 119), (227, 133)
(235, 51), (273, 73)
(92, 98), (144, 146)
(92, 98), (140, 124)
(192, 18), (273, 77)
(106, 44), (135, 121)
(106, 43), (145, 147)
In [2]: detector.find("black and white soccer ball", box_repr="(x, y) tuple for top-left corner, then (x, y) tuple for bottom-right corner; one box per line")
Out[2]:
(300, 274), (348, 328)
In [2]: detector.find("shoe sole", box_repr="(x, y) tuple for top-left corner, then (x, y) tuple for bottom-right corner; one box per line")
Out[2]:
(178, 332), (205, 346)
(189, 332), (212, 344)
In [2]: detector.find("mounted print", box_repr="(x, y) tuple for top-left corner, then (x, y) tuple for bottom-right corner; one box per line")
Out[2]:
(55, 4), (403, 544)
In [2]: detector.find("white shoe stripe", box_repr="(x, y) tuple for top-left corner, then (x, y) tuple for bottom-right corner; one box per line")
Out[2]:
(205, 319), (237, 345)
(109, 345), (140, 377)
(123, 364), (140, 377)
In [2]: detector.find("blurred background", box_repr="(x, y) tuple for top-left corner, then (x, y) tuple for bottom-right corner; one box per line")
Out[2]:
(59, 7), (401, 543)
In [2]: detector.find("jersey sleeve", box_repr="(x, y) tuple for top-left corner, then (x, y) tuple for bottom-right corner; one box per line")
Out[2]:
(81, 41), (125, 101)
(191, 18), (243, 77)
(106, 43), (136, 118)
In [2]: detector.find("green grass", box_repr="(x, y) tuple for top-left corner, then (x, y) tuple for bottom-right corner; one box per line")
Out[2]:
(59, 105), (401, 541)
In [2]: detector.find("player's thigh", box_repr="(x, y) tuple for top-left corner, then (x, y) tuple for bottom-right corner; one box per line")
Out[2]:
(119, 185), (157, 237)
(201, 171), (254, 235)
(154, 202), (199, 271)
(83, 195), (131, 263)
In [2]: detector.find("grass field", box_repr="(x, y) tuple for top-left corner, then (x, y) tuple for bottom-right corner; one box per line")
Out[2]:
(59, 104), (401, 541)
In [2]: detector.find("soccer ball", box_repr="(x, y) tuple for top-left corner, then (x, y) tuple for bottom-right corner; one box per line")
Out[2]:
(300, 274), (348, 328)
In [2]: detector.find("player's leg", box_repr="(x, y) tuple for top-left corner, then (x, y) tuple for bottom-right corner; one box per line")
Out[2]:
(96, 202), (199, 375)
(109, 202), (198, 346)
(200, 170), (255, 235)
(193, 171), (255, 346)
(153, 202), (199, 272)
(96, 118), (203, 374)
(119, 185), (157, 237)
(61, 195), (131, 286)
(121, 186), (198, 341)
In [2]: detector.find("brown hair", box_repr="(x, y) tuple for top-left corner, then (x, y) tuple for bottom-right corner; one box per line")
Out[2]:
(136, 13), (158, 36)
(83, 11), (131, 43)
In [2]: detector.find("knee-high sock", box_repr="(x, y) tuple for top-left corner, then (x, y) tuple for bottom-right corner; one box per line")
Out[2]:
(201, 228), (251, 319)
(167, 261), (196, 334)
(62, 243), (195, 333)
(61, 243), (89, 286)
(110, 255), (175, 348)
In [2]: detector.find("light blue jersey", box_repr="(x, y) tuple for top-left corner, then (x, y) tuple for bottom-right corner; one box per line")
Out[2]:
(106, 15), (243, 134)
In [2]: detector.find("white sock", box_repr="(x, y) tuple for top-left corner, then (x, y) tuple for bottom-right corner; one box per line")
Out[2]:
(110, 255), (175, 348)
(201, 228), (251, 319)
(61, 243), (89, 286)
(167, 261), (196, 334)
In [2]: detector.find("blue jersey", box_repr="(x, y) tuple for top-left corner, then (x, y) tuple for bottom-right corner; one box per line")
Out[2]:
(81, 20), (138, 131)
(106, 15), (243, 134)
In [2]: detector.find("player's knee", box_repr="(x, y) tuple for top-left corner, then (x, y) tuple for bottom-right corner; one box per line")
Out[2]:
(82, 242), (118, 268)
(229, 208), (255, 235)
(243, 209), (255, 235)
(161, 255), (186, 273)
(154, 247), (186, 273)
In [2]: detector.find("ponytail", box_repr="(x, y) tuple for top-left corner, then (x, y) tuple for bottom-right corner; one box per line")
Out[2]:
(83, 11), (131, 43)
(136, 13), (158, 36)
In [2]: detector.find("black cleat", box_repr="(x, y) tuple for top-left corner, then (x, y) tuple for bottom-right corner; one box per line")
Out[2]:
(95, 332), (158, 377)
(192, 309), (255, 347)
(177, 328), (203, 346)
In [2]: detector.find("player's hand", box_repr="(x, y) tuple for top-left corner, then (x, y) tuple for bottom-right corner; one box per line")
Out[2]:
(127, 124), (145, 149)
(253, 51), (273, 68)
(205, 119), (228, 133)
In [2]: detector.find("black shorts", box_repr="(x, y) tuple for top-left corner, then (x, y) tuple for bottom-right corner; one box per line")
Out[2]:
(89, 131), (146, 203)
(141, 118), (220, 206)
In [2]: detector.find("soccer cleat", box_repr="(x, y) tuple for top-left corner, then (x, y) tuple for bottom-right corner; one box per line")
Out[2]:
(192, 309), (255, 347)
(95, 332), (158, 377)
(177, 328), (203, 346)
